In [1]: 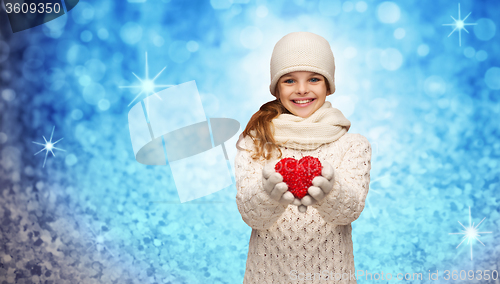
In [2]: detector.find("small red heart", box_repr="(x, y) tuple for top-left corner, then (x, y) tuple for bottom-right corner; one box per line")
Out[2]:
(274, 156), (322, 199)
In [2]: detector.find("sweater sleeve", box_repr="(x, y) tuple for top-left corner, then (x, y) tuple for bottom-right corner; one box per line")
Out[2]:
(312, 134), (372, 225)
(234, 135), (288, 230)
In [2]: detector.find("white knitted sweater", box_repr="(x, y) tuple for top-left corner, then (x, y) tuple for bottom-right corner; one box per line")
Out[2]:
(235, 132), (371, 284)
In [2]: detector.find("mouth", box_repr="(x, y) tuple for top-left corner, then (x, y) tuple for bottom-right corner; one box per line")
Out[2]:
(291, 98), (316, 107)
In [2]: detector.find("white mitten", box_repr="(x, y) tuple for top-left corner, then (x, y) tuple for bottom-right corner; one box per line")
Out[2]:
(299, 160), (335, 211)
(262, 160), (295, 205)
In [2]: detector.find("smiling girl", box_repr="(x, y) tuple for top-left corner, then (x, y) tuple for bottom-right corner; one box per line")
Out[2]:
(234, 32), (372, 283)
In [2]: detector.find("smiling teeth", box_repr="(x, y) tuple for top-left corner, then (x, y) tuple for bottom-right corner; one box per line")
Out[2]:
(295, 99), (313, 104)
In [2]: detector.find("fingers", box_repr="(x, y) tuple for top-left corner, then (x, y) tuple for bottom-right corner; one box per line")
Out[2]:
(279, 191), (295, 205)
(270, 182), (288, 201)
(308, 186), (325, 202)
(312, 176), (333, 194)
(262, 160), (279, 179)
(301, 195), (317, 206)
(298, 205), (307, 213)
(263, 172), (283, 194)
(262, 163), (274, 179)
(322, 162), (334, 181)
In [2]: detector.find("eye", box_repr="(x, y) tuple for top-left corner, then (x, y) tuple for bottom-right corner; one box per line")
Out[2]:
(310, 77), (321, 82)
(283, 79), (294, 84)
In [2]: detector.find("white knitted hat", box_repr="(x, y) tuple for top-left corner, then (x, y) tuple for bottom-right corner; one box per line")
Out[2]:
(269, 32), (336, 98)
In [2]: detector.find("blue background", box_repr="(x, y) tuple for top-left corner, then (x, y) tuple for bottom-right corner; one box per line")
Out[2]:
(0, 0), (499, 283)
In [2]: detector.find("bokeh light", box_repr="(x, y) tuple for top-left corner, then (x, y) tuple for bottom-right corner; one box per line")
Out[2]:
(380, 48), (403, 70)
(355, 1), (368, 13)
(484, 67), (500, 90)
(474, 18), (496, 41)
(120, 22), (143, 45)
(343, 1), (354, 12)
(464, 46), (475, 58)
(476, 50), (488, 61)
(394, 27), (405, 39)
(417, 44), (430, 56)
(377, 1), (400, 24)
(424, 75), (447, 97)
(319, 0), (342, 17)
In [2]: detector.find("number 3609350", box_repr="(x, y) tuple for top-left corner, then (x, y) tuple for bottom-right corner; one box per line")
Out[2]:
(5, 2), (62, 14)
(443, 270), (499, 281)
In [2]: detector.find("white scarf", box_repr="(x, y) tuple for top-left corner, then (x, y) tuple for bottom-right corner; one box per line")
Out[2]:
(271, 101), (351, 150)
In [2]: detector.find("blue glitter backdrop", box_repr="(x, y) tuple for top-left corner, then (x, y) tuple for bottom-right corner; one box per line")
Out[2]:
(0, 0), (499, 283)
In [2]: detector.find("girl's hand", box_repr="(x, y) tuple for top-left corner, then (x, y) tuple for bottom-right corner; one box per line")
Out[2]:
(262, 160), (295, 205)
(298, 160), (335, 212)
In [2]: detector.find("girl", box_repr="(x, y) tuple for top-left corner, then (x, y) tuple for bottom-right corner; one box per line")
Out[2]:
(234, 32), (372, 283)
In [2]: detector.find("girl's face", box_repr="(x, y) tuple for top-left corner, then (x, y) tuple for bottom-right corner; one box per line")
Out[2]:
(277, 71), (328, 118)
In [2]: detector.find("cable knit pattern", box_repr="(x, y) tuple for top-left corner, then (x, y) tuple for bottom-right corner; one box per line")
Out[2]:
(235, 132), (371, 284)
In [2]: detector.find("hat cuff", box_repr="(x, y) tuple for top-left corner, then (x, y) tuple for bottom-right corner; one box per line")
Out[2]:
(270, 65), (335, 97)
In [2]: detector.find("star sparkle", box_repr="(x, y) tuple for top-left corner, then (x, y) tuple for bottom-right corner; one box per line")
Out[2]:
(119, 52), (173, 107)
(86, 223), (115, 258)
(442, 3), (477, 47)
(449, 206), (492, 261)
(32, 126), (65, 168)
(365, 175), (385, 218)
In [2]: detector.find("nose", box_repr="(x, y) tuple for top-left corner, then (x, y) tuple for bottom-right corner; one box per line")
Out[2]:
(295, 81), (309, 95)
